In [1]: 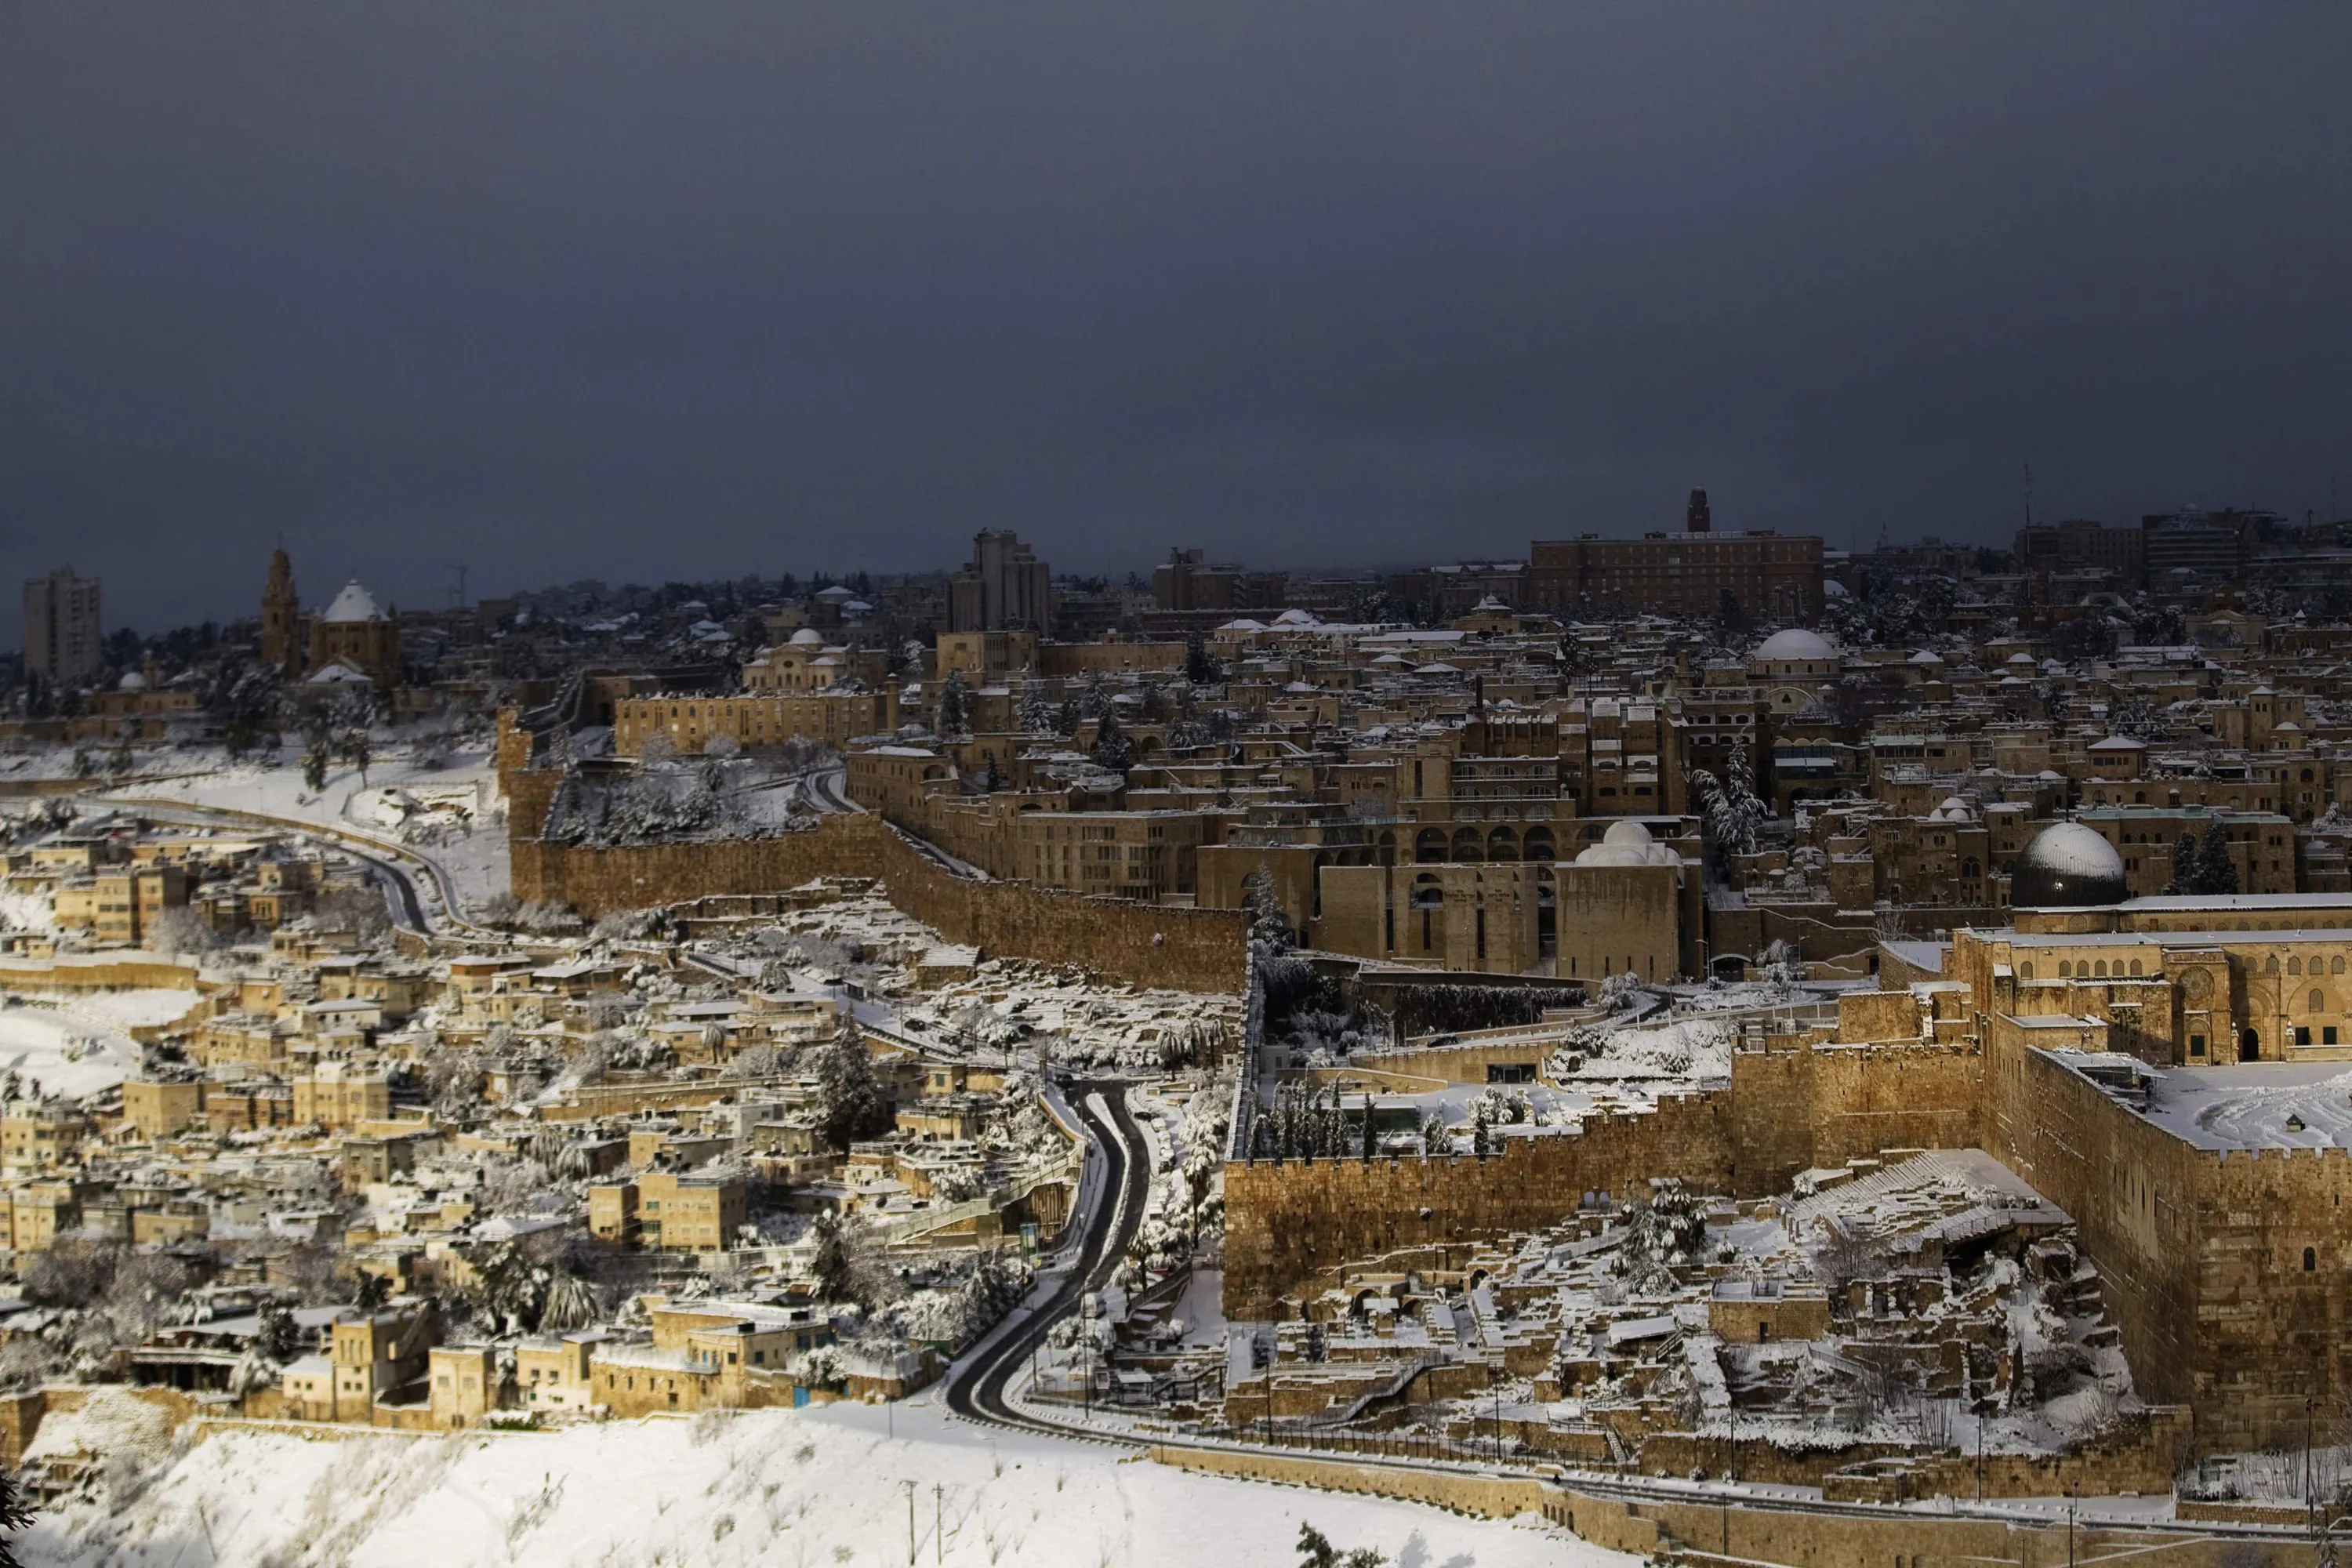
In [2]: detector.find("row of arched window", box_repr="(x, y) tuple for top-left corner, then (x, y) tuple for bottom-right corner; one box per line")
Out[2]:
(1388, 826), (1559, 865)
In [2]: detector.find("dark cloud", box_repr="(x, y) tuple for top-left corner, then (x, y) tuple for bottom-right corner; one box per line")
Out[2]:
(5, 3), (2350, 634)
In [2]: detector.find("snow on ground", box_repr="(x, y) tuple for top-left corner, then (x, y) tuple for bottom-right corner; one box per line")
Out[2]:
(2140, 1061), (2352, 1149)
(0, 1000), (148, 1099)
(64, 988), (204, 1032)
(21, 1402), (1632, 1568)
(94, 742), (513, 920)
(0, 888), (56, 935)
(1566, 1018), (1732, 1086)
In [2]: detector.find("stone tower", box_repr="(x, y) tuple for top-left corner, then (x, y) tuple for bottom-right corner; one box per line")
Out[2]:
(261, 547), (299, 673)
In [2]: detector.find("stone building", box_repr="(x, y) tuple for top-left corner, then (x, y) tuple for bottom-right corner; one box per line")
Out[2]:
(307, 578), (402, 686)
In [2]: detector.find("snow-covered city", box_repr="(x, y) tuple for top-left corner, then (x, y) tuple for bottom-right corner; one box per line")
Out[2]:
(10, 9), (2352, 1564)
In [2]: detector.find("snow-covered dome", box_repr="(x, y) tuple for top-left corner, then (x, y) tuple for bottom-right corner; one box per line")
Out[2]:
(321, 579), (382, 624)
(1823, 579), (1849, 599)
(788, 627), (826, 645)
(1753, 628), (1835, 662)
(1573, 819), (1682, 869)
(116, 670), (147, 691)
(2010, 822), (2127, 909)
(1272, 608), (1319, 626)
(1935, 795), (1972, 822)
(1908, 649), (1944, 665)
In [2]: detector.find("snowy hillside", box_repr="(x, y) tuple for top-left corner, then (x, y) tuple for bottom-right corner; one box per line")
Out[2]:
(20, 1402), (1630, 1568)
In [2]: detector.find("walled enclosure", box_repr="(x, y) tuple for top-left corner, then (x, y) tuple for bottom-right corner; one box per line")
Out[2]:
(505, 764), (1249, 993)
(1223, 1037), (1987, 1319)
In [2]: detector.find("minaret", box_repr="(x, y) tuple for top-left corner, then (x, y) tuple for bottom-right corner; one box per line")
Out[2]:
(261, 546), (299, 673)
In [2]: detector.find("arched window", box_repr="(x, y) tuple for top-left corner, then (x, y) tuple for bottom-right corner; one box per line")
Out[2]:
(1487, 826), (1519, 862)
(2058, 960), (2072, 978)
(2020, 962), (2034, 980)
(1962, 857), (1980, 880)
(1377, 830), (1397, 867)
(1450, 826), (1483, 862)
(2336, 956), (2347, 976)
(1524, 826), (1555, 862)
(2314, 989), (2328, 1014)
(2290, 957), (2303, 976)
(1415, 828), (1446, 864)
(2129, 960), (2143, 977)
(1412, 874), (1443, 952)
(2095, 960), (2108, 978)
(2267, 955), (2281, 974)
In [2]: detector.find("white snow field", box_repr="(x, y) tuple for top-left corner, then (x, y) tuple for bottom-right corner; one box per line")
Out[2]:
(0, 999), (156, 1099)
(20, 1401), (1633, 1568)
(100, 741), (514, 919)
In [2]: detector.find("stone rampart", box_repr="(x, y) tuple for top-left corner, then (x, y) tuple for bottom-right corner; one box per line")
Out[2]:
(1223, 1091), (1737, 1319)
(1225, 1036), (1987, 1317)
(506, 795), (1247, 993)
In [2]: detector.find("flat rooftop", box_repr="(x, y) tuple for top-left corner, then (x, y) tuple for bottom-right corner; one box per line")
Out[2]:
(2136, 1062), (2352, 1152)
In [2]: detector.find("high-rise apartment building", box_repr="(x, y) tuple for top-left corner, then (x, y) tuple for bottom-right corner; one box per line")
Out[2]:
(947, 530), (1052, 633)
(23, 567), (103, 684)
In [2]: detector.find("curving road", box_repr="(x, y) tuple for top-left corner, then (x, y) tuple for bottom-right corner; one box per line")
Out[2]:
(95, 797), (448, 937)
(945, 1080), (1152, 1437)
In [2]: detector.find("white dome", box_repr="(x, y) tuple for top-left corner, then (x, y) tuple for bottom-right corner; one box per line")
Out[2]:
(1576, 819), (1682, 868)
(789, 627), (826, 645)
(321, 579), (381, 624)
(116, 670), (147, 691)
(1754, 628), (1835, 661)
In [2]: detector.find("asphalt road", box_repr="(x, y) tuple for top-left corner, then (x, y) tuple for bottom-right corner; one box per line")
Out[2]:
(97, 797), (433, 934)
(944, 1080), (1151, 1436)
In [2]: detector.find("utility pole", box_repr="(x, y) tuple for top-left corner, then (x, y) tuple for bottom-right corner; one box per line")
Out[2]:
(906, 1479), (916, 1565)
(935, 1483), (943, 1565)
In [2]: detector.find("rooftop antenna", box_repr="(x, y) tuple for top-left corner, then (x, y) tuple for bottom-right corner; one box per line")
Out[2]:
(448, 564), (469, 610)
(2023, 462), (2035, 529)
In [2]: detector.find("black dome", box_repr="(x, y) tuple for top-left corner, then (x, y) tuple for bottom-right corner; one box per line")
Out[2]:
(2009, 822), (2129, 908)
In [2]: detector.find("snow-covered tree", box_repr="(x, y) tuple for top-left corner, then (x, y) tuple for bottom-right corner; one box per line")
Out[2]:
(937, 670), (971, 737)
(1243, 862), (1292, 953)
(812, 1024), (894, 1152)
(1089, 710), (1134, 774)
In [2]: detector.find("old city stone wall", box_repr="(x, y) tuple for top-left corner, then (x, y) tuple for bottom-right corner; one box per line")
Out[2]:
(2189, 1144), (2352, 1453)
(507, 815), (887, 911)
(1984, 1033), (2207, 1422)
(1730, 1040), (1985, 1193)
(1225, 1038), (1987, 1318)
(1223, 1091), (1737, 1319)
(506, 785), (1248, 993)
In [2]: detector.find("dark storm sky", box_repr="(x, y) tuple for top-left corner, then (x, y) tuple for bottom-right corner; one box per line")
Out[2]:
(7, 5), (2352, 637)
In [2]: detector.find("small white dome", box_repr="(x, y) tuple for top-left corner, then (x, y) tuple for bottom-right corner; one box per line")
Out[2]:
(1753, 628), (1835, 661)
(117, 670), (147, 691)
(789, 627), (826, 645)
(1602, 820), (1655, 848)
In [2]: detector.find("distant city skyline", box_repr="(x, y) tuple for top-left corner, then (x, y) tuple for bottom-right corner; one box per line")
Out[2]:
(7, 5), (2350, 639)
